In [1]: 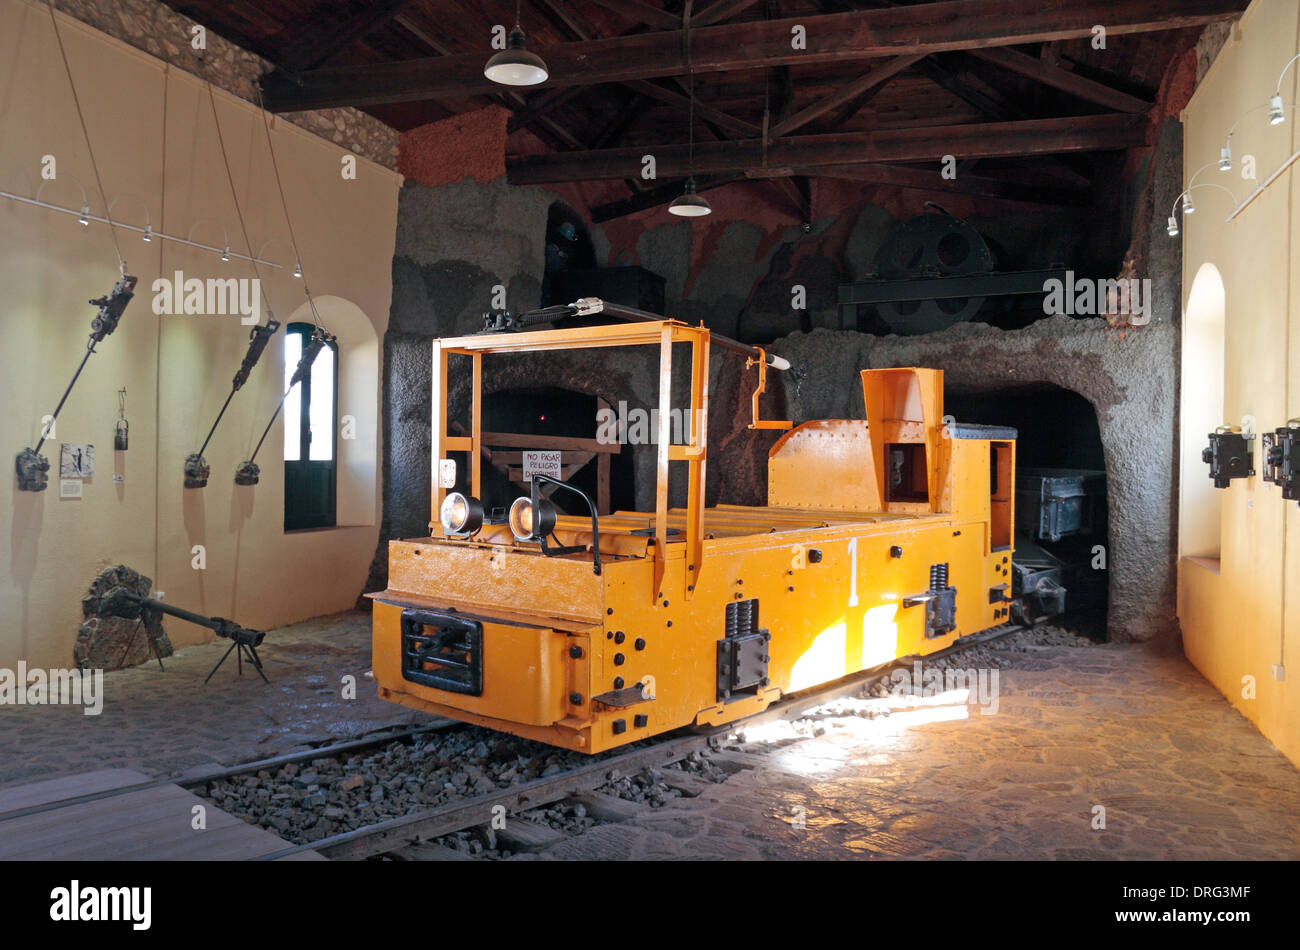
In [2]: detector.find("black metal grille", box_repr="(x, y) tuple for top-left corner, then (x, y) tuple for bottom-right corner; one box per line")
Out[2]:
(400, 610), (483, 696)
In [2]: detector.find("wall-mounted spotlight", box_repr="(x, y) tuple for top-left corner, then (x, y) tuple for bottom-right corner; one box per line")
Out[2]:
(35, 174), (90, 229)
(1270, 93), (1287, 125)
(1271, 51), (1300, 125)
(109, 194), (153, 244)
(188, 218), (231, 263)
(293, 260), (303, 279)
(441, 491), (485, 537)
(1219, 145), (1233, 171)
(1166, 183), (1240, 238)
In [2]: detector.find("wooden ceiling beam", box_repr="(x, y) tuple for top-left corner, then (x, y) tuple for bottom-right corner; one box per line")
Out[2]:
(809, 162), (1087, 205)
(537, 0), (603, 40)
(506, 87), (585, 132)
(506, 113), (1147, 183)
(587, 0), (681, 30)
(967, 46), (1153, 113)
(692, 0), (763, 28)
(770, 54), (923, 137)
(626, 80), (762, 137)
(261, 0), (1248, 112)
(274, 0), (415, 72)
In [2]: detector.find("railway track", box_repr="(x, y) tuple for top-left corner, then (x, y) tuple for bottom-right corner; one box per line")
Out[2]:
(1, 622), (1028, 860)
(252, 621), (1028, 861)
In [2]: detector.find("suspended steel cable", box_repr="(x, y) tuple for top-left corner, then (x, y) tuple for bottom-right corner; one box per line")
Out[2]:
(45, 0), (124, 271)
(253, 85), (327, 332)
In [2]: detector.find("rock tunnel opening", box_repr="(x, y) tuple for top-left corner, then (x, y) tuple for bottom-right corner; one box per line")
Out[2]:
(944, 383), (1109, 636)
(482, 387), (636, 516)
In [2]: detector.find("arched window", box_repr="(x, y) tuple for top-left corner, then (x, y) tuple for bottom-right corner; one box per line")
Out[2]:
(283, 322), (338, 530)
(1180, 263), (1226, 560)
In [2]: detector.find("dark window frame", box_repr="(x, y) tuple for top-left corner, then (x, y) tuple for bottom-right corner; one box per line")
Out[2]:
(283, 322), (338, 531)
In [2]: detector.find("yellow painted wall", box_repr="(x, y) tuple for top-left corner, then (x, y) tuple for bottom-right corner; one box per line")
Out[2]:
(0, 0), (401, 668)
(1179, 0), (1298, 768)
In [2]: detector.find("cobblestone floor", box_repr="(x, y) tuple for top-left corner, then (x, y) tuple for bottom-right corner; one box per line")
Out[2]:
(3, 613), (1298, 860)
(0, 612), (422, 787)
(540, 639), (1300, 860)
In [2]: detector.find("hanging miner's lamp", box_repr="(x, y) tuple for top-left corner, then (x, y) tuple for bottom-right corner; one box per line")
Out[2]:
(484, 1), (548, 86)
(115, 388), (129, 451)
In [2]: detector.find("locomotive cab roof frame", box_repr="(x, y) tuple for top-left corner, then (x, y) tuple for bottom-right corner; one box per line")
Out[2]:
(429, 316), (979, 608)
(432, 317), (723, 602)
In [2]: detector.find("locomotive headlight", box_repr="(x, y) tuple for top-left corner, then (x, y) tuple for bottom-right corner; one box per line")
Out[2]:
(509, 495), (557, 541)
(440, 492), (483, 535)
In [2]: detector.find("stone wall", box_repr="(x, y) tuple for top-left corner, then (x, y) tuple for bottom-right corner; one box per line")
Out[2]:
(51, 0), (397, 168)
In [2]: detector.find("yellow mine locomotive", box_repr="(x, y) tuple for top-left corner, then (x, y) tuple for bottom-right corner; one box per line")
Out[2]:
(371, 301), (1020, 753)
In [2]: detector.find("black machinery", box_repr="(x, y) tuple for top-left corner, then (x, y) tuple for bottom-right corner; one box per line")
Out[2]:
(16, 274), (137, 491)
(110, 590), (269, 684)
(1262, 421), (1300, 502)
(837, 209), (1068, 336)
(185, 319), (281, 488)
(1202, 427), (1255, 488)
(1011, 468), (1108, 625)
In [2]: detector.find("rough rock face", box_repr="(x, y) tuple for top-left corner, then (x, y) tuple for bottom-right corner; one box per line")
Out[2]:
(768, 316), (1179, 644)
(78, 565), (173, 670)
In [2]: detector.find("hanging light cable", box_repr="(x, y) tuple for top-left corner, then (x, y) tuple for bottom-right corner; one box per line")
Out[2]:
(254, 86), (327, 334)
(45, 1), (126, 272)
(669, 17), (712, 217)
(484, 0), (548, 86)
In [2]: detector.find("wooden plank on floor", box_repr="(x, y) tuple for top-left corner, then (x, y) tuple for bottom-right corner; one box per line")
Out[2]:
(0, 769), (153, 818)
(0, 772), (321, 861)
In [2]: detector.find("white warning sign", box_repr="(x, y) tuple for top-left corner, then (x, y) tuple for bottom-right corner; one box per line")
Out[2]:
(522, 450), (561, 481)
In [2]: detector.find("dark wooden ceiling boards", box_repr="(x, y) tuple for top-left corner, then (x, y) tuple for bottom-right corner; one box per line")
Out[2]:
(158, 0), (1247, 210)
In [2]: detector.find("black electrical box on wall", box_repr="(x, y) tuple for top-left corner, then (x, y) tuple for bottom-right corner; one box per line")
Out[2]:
(1202, 430), (1254, 488)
